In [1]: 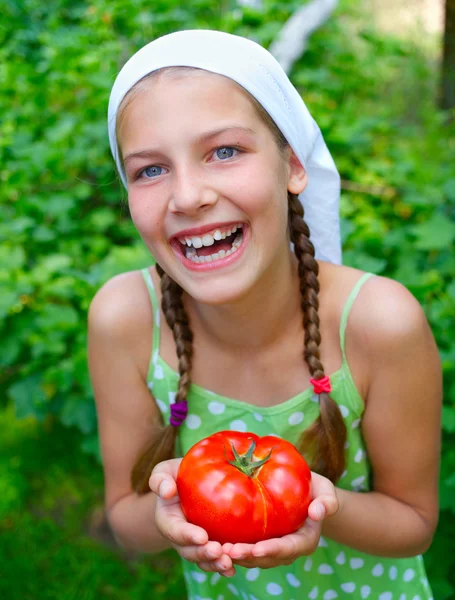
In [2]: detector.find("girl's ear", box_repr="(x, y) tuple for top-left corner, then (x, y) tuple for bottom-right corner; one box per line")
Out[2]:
(287, 150), (308, 195)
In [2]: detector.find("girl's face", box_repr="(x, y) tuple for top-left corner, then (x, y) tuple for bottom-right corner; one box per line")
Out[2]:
(118, 70), (307, 305)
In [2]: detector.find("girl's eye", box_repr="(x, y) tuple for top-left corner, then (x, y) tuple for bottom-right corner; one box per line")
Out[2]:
(214, 147), (238, 160)
(141, 165), (165, 179)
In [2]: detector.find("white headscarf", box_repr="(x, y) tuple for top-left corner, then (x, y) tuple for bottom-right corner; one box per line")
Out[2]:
(108, 29), (342, 264)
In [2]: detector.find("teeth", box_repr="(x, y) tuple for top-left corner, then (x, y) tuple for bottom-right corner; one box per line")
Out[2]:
(178, 223), (243, 248)
(202, 234), (214, 247)
(184, 231), (243, 263)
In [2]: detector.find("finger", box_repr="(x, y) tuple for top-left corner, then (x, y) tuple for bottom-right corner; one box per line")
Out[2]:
(226, 542), (254, 560)
(310, 472), (339, 519)
(308, 495), (338, 521)
(196, 561), (223, 573)
(178, 541), (223, 563)
(197, 557), (235, 575)
(157, 512), (208, 546)
(150, 476), (177, 499)
(149, 459), (182, 497)
(232, 557), (287, 569)
(252, 521), (322, 559)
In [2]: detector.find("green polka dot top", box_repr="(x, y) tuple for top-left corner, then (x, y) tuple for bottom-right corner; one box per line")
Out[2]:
(141, 268), (433, 600)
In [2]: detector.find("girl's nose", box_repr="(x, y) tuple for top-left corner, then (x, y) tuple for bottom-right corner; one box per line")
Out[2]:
(169, 168), (218, 215)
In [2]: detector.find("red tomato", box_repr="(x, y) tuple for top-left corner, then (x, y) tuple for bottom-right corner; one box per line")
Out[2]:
(176, 431), (312, 544)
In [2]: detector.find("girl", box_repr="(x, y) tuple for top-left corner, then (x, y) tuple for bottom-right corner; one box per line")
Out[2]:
(89, 30), (442, 600)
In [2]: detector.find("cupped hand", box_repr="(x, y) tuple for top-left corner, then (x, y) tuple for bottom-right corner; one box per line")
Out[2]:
(149, 458), (236, 576)
(221, 471), (339, 570)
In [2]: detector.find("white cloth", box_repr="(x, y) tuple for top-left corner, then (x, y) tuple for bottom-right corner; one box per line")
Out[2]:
(108, 29), (341, 264)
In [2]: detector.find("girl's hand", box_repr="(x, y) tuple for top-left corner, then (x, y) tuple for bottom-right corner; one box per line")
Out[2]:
(149, 459), (236, 576)
(221, 472), (339, 570)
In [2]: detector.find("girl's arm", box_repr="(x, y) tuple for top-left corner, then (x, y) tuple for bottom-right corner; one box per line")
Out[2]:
(88, 271), (171, 553)
(88, 271), (232, 571)
(322, 276), (442, 556)
(223, 276), (441, 568)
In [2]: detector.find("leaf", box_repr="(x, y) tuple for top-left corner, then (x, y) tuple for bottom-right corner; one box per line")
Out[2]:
(8, 376), (47, 420)
(35, 304), (79, 330)
(342, 250), (387, 274)
(447, 280), (455, 302)
(61, 396), (97, 435)
(411, 214), (455, 251)
(0, 245), (26, 270)
(442, 406), (455, 433)
(0, 289), (18, 318)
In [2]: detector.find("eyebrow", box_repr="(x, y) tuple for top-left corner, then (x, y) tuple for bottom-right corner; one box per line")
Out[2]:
(123, 126), (255, 165)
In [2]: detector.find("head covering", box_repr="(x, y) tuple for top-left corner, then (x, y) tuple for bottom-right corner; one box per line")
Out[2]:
(108, 29), (341, 264)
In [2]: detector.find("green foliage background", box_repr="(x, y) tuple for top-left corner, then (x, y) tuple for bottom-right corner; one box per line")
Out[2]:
(1, 0), (454, 598)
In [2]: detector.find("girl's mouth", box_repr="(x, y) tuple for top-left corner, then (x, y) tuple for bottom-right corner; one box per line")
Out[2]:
(171, 223), (247, 270)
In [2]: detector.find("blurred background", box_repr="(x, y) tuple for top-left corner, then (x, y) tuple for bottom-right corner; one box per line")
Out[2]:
(1, 0), (454, 598)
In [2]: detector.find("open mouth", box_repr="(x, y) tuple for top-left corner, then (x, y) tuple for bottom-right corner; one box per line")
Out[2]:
(175, 223), (244, 264)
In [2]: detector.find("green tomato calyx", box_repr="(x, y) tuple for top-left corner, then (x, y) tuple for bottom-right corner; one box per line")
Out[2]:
(227, 439), (272, 477)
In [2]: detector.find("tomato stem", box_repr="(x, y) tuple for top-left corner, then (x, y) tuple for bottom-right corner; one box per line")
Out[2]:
(227, 440), (272, 477)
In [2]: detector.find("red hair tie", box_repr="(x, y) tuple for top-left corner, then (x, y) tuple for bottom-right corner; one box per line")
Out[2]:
(309, 376), (332, 395)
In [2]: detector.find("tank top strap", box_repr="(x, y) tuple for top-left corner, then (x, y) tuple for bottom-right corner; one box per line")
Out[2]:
(339, 272), (375, 364)
(140, 267), (161, 358)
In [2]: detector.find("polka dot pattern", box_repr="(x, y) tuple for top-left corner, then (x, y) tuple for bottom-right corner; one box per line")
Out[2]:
(141, 268), (433, 600)
(286, 573), (300, 588)
(308, 586), (318, 599)
(339, 405), (349, 418)
(266, 583), (283, 596)
(208, 401), (226, 415)
(186, 414), (202, 430)
(230, 419), (248, 432)
(245, 568), (260, 582)
(288, 411), (304, 425)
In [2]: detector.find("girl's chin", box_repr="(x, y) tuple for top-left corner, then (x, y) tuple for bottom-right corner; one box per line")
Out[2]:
(182, 277), (254, 306)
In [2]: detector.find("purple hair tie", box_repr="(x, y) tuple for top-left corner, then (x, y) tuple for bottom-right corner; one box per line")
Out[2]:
(170, 400), (188, 427)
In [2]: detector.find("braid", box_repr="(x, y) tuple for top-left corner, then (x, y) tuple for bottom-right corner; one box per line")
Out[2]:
(288, 193), (347, 483)
(155, 264), (194, 403)
(131, 264), (194, 494)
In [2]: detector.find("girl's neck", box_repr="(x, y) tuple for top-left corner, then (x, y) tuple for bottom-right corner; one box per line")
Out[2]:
(186, 250), (302, 353)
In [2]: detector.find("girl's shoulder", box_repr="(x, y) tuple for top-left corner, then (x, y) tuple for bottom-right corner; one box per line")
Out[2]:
(319, 260), (425, 331)
(319, 261), (432, 377)
(88, 268), (154, 378)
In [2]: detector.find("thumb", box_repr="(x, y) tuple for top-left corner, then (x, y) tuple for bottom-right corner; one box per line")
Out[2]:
(149, 458), (181, 497)
(308, 493), (339, 521)
(149, 472), (177, 498)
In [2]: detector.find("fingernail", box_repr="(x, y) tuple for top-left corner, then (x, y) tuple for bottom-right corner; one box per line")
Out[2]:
(315, 503), (325, 519)
(192, 534), (205, 544)
(159, 480), (170, 496)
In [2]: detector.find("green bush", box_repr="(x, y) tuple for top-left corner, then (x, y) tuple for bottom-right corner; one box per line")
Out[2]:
(1, 0), (454, 597)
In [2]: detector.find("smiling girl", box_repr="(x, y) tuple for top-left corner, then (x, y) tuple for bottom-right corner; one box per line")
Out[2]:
(88, 30), (441, 600)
